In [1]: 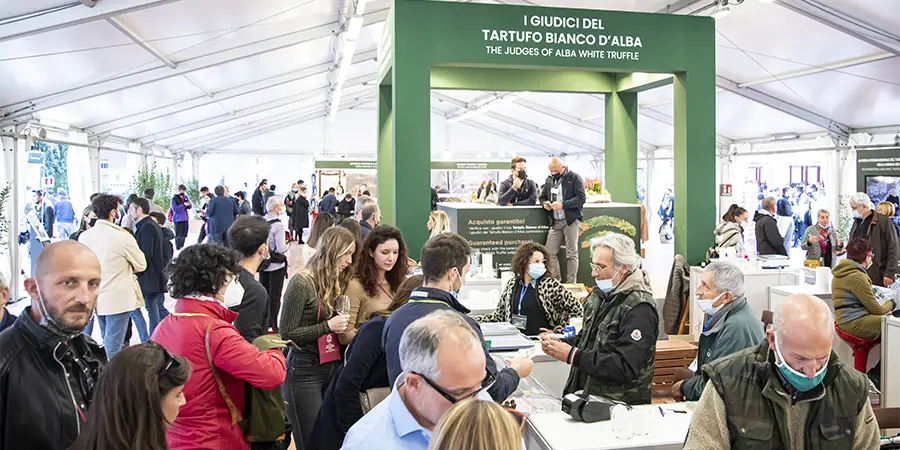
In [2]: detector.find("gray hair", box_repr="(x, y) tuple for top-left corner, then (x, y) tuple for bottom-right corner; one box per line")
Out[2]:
(0, 271), (6, 291)
(592, 233), (640, 271)
(399, 310), (480, 380)
(774, 293), (834, 338)
(266, 195), (283, 213)
(361, 202), (380, 221)
(704, 262), (746, 299)
(356, 195), (374, 216)
(850, 192), (874, 209)
(762, 196), (777, 211)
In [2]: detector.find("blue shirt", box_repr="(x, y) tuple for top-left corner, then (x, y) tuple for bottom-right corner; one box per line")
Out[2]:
(341, 388), (431, 450)
(54, 197), (76, 223)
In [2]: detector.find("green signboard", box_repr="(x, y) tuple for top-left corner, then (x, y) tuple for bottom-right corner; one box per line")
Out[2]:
(440, 204), (640, 285)
(430, 161), (509, 170)
(315, 160), (378, 170)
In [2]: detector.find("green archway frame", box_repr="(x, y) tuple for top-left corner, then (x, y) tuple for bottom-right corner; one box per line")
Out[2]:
(377, 0), (716, 263)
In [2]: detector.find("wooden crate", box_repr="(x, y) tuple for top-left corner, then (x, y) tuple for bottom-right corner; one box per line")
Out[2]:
(653, 340), (697, 392)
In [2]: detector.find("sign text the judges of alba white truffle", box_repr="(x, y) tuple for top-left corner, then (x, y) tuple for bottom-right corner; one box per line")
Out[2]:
(481, 14), (643, 60)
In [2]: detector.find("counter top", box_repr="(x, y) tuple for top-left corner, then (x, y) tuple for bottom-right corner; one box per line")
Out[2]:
(525, 403), (694, 450)
(438, 202), (640, 210)
(769, 284), (832, 297)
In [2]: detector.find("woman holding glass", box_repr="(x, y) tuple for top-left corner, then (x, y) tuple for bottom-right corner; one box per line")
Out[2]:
(280, 226), (356, 449)
(801, 209), (841, 267)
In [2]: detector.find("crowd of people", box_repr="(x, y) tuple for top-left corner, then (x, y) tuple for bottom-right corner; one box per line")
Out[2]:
(4, 167), (896, 450)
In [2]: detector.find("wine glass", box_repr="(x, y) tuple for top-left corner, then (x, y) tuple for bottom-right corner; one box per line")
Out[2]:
(335, 295), (351, 318)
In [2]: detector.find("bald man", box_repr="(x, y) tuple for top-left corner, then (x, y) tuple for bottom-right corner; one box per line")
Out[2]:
(0, 241), (106, 450)
(539, 157), (586, 283)
(684, 294), (879, 449)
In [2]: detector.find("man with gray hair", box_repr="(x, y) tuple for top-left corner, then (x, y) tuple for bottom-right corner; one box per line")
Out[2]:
(539, 157), (586, 283)
(684, 294), (879, 449)
(671, 261), (764, 401)
(755, 196), (788, 256)
(359, 202), (379, 239)
(342, 310), (489, 450)
(0, 271), (15, 332)
(849, 192), (898, 286)
(541, 233), (659, 404)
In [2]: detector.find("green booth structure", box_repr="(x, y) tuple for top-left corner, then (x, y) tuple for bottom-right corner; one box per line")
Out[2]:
(377, 0), (717, 267)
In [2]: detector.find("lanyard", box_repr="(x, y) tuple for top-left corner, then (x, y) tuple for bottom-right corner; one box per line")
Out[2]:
(517, 282), (529, 315)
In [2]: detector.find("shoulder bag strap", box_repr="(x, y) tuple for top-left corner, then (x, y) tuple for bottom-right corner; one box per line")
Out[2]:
(204, 320), (244, 425)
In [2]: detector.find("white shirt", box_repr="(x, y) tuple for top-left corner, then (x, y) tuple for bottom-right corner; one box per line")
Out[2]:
(78, 220), (147, 316)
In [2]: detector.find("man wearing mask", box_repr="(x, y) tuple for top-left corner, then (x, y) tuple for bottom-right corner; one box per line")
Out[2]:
(130, 197), (168, 333)
(498, 156), (539, 207)
(170, 184), (192, 250)
(0, 241), (106, 450)
(540, 233), (658, 404)
(343, 311), (492, 450)
(226, 216), (272, 342)
(383, 233), (532, 402)
(539, 157), (586, 283)
(684, 294), (879, 449)
(755, 196), (788, 256)
(849, 192), (898, 287)
(776, 187), (795, 250)
(252, 180), (268, 216)
(671, 262), (764, 401)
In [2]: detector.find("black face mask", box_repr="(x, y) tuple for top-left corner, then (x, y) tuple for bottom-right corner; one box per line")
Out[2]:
(88, 218), (98, 228)
(518, 170), (527, 180)
(552, 172), (562, 181)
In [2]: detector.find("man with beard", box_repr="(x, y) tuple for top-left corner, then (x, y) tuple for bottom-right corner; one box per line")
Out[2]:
(0, 240), (106, 450)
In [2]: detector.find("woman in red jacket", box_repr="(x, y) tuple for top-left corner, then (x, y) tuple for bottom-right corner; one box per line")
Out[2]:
(152, 244), (287, 450)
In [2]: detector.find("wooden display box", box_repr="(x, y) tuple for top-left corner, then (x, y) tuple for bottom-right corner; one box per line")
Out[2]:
(653, 340), (697, 393)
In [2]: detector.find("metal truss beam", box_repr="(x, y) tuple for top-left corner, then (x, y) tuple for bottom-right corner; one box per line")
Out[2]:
(433, 92), (602, 154)
(0, 8), (389, 125)
(774, 0), (900, 56)
(83, 48), (377, 136)
(431, 107), (556, 156)
(138, 74), (374, 144)
(636, 106), (734, 148)
(203, 97), (375, 151)
(0, 0), (186, 44)
(737, 51), (896, 87)
(715, 75), (851, 139)
(655, 0), (710, 14)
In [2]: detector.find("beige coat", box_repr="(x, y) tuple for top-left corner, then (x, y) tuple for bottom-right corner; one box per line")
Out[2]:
(340, 278), (393, 345)
(78, 220), (147, 316)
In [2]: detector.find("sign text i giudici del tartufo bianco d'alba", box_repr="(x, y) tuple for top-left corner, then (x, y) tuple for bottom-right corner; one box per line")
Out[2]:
(482, 15), (642, 60)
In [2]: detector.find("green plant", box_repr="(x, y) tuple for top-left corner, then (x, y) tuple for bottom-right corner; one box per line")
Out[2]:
(185, 178), (200, 206)
(130, 163), (172, 212)
(837, 194), (852, 242)
(0, 184), (9, 254)
(34, 140), (68, 193)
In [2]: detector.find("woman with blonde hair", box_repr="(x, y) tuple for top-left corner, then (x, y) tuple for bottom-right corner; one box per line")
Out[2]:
(877, 201), (900, 237)
(280, 226), (357, 449)
(429, 399), (523, 450)
(426, 210), (451, 239)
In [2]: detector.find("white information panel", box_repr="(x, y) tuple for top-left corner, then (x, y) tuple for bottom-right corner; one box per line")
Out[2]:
(882, 316), (900, 408)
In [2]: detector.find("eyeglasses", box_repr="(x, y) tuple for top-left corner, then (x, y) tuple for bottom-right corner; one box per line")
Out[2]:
(590, 262), (609, 271)
(152, 342), (178, 377)
(411, 370), (495, 404)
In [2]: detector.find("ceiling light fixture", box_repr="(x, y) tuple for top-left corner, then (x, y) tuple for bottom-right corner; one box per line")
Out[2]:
(329, 12), (366, 121)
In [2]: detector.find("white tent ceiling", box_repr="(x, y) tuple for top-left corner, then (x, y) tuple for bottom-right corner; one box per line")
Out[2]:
(1, 0), (898, 159)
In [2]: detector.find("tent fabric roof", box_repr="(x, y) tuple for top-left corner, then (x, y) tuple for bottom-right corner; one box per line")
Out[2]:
(1, 0), (897, 156)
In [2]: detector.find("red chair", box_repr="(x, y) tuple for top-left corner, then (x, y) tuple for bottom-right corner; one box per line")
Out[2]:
(834, 326), (880, 373)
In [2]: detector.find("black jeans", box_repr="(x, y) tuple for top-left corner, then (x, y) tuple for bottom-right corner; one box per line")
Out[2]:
(260, 266), (287, 332)
(283, 350), (336, 450)
(197, 221), (208, 244)
(174, 221), (189, 250)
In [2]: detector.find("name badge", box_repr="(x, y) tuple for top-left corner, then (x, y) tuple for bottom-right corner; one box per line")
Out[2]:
(511, 314), (528, 330)
(551, 187), (561, 196)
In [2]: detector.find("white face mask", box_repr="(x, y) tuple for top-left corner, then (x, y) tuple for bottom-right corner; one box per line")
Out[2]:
(221, 279), (245, 308)
(697, 292), (726, 315)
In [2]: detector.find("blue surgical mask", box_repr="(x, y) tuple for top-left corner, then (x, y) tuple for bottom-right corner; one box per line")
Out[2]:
(774, 333), (828, 392)
(528, 263), (546, 279)
(852, 210), (862, 219)
(450, 268), (463, 299)
(595, 279), (614, 294)
(697, 293), (725, 315)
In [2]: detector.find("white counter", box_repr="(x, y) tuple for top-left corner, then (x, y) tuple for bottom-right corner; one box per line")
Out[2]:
(883, 316), (900, 409)
(689, 264), (800, 340)
(525, 403), (693, 450)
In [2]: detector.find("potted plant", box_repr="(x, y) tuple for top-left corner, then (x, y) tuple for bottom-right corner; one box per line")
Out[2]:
(584, 178), (612, 203)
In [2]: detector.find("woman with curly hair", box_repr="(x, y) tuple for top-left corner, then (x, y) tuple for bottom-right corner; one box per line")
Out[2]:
(341, 225), (409, 345)
(69, 343), (191, 450)
(280, 227), (356, 449)
(151, 244), (287, 450)
(476, 241), (583, 335)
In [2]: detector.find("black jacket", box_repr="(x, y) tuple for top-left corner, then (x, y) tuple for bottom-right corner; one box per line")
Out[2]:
(383, 287), (520, 402)
(319, 194), (338, 214)
(497, 176), (538, 206)
(231, 268), (269, 342)
(776, 196), (793, 217)
(0, 308), (106, 450)
(160, 225), (175, 267)
(251, 188), (265, 216)
(754, 211), (787, 256)
(337, 198), (356, 219)
(539, 170), (586, 225)
(431, 188), (439, 211)
(849, 211), (899, 286)
(134, 216), (167, 295)
(309, 316), (390, 450)
(292, 195), (310, 231)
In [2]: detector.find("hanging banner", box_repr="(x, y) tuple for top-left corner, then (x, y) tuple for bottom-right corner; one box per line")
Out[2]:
(430, 161), (509, 170)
